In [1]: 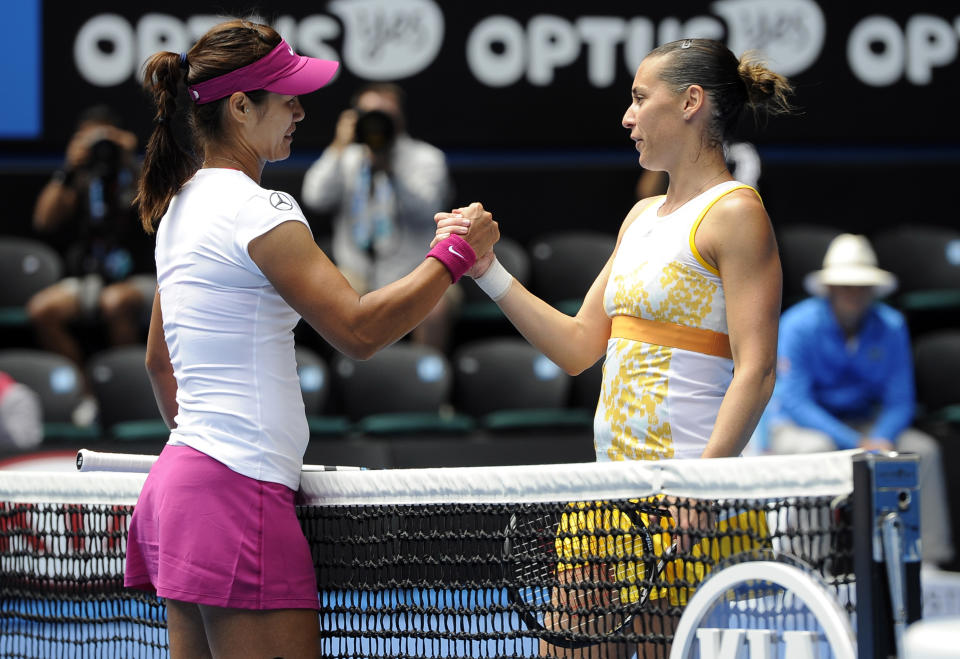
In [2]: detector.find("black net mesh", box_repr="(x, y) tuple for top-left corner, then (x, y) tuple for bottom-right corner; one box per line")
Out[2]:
(0, 502), (166, 658)
(0, 483), (855, 659)
(305, 495), (854, 658)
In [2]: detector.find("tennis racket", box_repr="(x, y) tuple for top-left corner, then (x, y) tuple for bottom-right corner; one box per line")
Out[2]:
(502, 501), (676, 649)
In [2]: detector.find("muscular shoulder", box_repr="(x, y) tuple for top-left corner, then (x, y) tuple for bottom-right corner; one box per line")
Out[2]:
(698, 186), (773, 266)
(707, 187), (766, 229)
(241, 187), (304, 216)
(236, 185), (309, 241)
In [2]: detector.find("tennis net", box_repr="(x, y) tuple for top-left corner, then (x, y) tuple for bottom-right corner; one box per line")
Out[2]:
(0, 450), (861, 658)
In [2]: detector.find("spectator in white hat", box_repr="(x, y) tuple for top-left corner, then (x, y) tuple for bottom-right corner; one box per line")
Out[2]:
(767, 233), (953, 565)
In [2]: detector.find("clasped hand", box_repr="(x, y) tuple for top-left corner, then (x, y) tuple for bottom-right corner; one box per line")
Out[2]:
(433, 202), (499, 278)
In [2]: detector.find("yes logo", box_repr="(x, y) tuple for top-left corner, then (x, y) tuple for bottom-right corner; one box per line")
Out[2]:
(328, 0), (444, 80)
(713, 0), (826, 76)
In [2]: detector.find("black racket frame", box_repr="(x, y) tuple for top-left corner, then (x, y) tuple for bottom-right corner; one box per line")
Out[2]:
(502, 500), (674, 649)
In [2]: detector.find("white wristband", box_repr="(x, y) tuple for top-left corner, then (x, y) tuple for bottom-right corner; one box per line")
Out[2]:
(473, 256), (513, 301)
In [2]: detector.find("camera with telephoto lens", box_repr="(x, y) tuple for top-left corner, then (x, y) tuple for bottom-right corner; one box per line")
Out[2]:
(88, 137), (122, 176)
(353, 109), (396, 153)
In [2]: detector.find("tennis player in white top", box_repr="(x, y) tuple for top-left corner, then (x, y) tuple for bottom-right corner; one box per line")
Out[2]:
(124, 18), (498, 659)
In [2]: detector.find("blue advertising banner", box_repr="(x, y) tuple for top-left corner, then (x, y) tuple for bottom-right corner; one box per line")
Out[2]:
(0, 1), (42, 139)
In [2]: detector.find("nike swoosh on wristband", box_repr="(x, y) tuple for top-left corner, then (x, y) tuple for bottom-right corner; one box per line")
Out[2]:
(448, 245), (465, 259)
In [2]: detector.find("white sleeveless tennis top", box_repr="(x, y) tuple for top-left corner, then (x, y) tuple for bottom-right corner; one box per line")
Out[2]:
(155, 168), (311, 490)
(594, 180), (758, 462)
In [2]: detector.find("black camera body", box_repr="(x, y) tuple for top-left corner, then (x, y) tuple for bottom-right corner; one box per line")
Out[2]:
(354, 109), (397, 153)
(88, 137), (122, 176)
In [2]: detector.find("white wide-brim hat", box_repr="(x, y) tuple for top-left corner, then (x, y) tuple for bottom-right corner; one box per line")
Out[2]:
(803, 233), (898, 298)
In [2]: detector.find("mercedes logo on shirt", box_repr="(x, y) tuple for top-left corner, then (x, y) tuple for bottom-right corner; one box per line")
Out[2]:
(270, 192), (294, 211)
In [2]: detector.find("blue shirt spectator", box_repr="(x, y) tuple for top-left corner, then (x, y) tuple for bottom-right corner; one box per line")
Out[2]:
(771, 297), (914, 449)
(766, 233), (953, 565)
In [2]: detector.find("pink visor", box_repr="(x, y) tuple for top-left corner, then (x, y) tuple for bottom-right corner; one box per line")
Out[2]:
(187, 40), (339, 104)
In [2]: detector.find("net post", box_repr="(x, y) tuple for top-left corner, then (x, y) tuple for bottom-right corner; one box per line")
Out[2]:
(852, 451), (923, 659)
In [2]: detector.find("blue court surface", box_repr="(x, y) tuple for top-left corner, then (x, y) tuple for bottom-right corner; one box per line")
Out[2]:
(1, 585), (860, 658)
(0, 597), (167, 658)
(1, 589), (540, 658)
(319, 588), (539, 657)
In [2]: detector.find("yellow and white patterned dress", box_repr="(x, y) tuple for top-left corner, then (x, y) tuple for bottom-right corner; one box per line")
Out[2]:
(595, 180), (759, 462)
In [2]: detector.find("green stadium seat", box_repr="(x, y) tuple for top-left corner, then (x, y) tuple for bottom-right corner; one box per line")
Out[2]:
(333, 343), (473, 436)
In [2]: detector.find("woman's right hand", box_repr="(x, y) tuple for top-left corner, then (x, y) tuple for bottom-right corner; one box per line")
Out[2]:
(434, 202), (499, 261)
(432, 213), (497, 278)
(432, 212), (467, 247)
(432, 212), (465, 246)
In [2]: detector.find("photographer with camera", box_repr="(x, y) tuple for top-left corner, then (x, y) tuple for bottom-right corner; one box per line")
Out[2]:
(302, 83), (456, 350)
(28, 105), (156, 425)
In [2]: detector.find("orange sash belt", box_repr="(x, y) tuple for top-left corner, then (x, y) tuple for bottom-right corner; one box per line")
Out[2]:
(610, 316), (732, 360)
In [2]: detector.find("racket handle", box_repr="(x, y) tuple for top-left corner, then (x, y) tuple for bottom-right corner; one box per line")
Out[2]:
(76, 449), (157, 473)
(301, 464), (365, 472)
(76, 449), (365, 473)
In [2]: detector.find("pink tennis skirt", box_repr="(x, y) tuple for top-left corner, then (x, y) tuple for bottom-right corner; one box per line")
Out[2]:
(124, 444), (319, 610)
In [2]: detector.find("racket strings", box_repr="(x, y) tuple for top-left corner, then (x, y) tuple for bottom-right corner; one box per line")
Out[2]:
(509, 513), (559, 611)
(514, 559), (637, 633)
(551, 564), (633, 636)
(507, 511), (663, 639)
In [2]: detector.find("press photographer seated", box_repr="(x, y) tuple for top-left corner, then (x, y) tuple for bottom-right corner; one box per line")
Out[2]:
(27, 105), (156, 424)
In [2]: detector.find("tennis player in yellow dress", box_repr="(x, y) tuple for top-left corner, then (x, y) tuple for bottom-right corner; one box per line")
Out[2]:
(436, 37), (792, 657)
